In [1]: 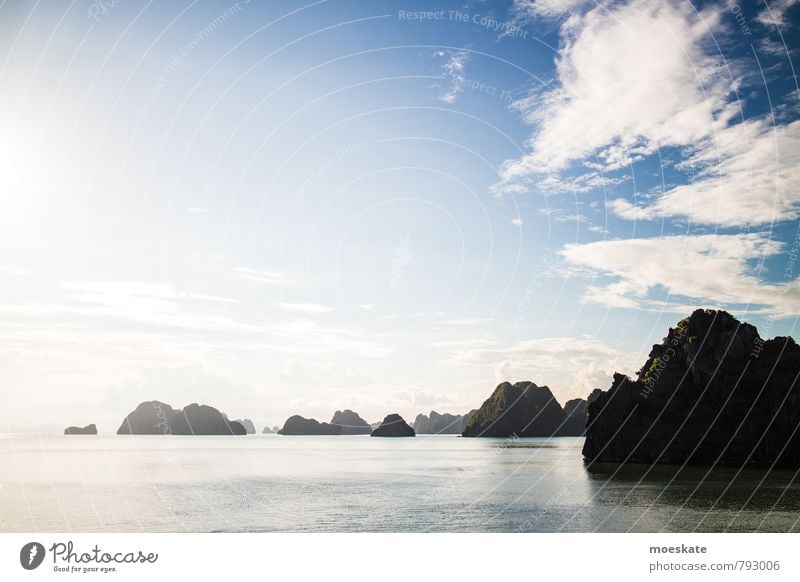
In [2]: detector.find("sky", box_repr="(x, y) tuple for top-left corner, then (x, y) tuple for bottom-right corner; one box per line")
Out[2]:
(0, 0), (799, 432)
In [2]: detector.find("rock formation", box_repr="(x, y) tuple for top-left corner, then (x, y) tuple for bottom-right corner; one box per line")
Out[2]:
(278, 415), (342, 435)
(462, 381), (571, 437)
(371, 414), (415, 437)
(117, 401), (178, 435)
(330, 410), (371, 435)
(413, 410), (476, 434)
(583, 309), (800, 468)
(117, 401), (245, 435)
(262, 425), (277, 434)
(170, 404), (246, 435)
(64, 424), (97, 435)
(235, 419), (256, 434)
(562, 399), (588, 436)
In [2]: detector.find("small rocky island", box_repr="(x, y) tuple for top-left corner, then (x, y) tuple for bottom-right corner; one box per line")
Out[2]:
(413, 410), (476, 434)
(462, 381), (585, 437)
(371, 414), (415, 437)
(64, 424), (97, 435)
(234, 419), (256, 434)
(117, 401), (245, 435)
(583, 309), (800, 468)
(278, 415), (341, 435)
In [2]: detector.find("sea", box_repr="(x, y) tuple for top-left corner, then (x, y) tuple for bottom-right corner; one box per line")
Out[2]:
(1, 434), (798, 532)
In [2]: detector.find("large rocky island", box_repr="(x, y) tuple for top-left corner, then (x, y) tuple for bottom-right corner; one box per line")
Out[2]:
(278, 415), (341, 435)
(583, 309), (800, 468)
(117, 401), (245, 435)
(462, 381), (585, 437)
(371, 414), (415, 437)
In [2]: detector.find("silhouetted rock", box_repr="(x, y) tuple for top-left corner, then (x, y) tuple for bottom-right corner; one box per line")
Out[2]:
(562, 399), (588, 436)
(278, 415), (342, 435)
(371, 414), (415, 437)
(330, 410), (371, 435)
(262, 425), (276, 434)
(170, 403), (246, 435)
(413, 410), (476, 434)
(235, 419), (256, 434)
(117, 401), (177, 435)
(462, 382), (569, 437)
(64, 424), (97, 435)
(583, 309), (800, 468)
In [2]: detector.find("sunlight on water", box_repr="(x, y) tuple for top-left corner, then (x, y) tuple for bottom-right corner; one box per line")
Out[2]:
(0, 435), (797, 532)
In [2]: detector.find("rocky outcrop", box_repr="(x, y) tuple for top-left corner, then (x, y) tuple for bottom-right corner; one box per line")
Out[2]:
(235, 419), (256, 434)
(262, 425), (279, 434)
(462, 381), (570, 437)
(64, 424), (97, 435)
(117, 401), (245, 435)
(583, 309), (800, 468)
(562, 399), (588, 436)
(413, 410), (476, 434)
(330, 410), (371, 435)
(371, 414), (415, 437)
(117, 401), (177, 435)
(278, 415), (342, 435)
(170, 404), (246, 435)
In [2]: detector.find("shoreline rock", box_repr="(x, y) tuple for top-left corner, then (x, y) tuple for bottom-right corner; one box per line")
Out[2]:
(583, 309), (800, 468)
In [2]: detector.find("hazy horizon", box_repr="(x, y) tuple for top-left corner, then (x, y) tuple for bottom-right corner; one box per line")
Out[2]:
(1, 0), (799, 432)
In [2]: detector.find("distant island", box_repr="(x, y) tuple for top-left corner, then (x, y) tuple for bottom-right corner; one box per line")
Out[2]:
(583, 309), (800, 468)
(117, 401), (245, 435)
(462, 382), (586, 438)
(64, 424), (97, 435)
(60, 309), (800, 471)
(413, 410), (475, 434)
(371, 414), (415, 437)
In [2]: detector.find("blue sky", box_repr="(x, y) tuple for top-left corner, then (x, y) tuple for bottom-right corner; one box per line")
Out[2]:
(1, 0), (799, 431)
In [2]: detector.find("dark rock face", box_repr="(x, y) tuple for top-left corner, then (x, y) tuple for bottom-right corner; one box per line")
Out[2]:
(235, 419), (256, 434)
(170, 404), (246, 435)
(462, 382), (569, 437)
(562, 399), (588, 436)
(117, 401), (177, 435)
(64, 424), (97, 435)
(330, 410), (371, 435)
(278, 415), (342, 435)
(371, 414), (415, 437)
(583, 309), (800, 468)
(413, 410), (476, 434)
(117, 401), (245, 435)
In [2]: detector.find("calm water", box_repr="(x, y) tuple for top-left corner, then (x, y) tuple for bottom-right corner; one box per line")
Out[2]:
(1, 434), (798, 532)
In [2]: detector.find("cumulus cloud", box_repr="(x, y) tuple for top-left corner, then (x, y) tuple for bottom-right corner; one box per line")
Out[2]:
(438, 335), (639, 398)
(559, 233), (800, 316)
(609, 119), (800, 226)
(494, 0), (800, 228)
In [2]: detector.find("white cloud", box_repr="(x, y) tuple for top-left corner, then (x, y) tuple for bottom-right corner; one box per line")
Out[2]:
(511, 218), (524, 226)
(559, 233), (800, 316)
(435, 50), (469, 104)
(609, 119), (800, 226)
(754, 0), (799, 28)
(499, 0), (728, 180)
(438, 335), (638, 399)
(236, 267), (291, 285)
(277, 302), (332, 314)
(434, 317), (494, 326)
(357, 303), (375, 311)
